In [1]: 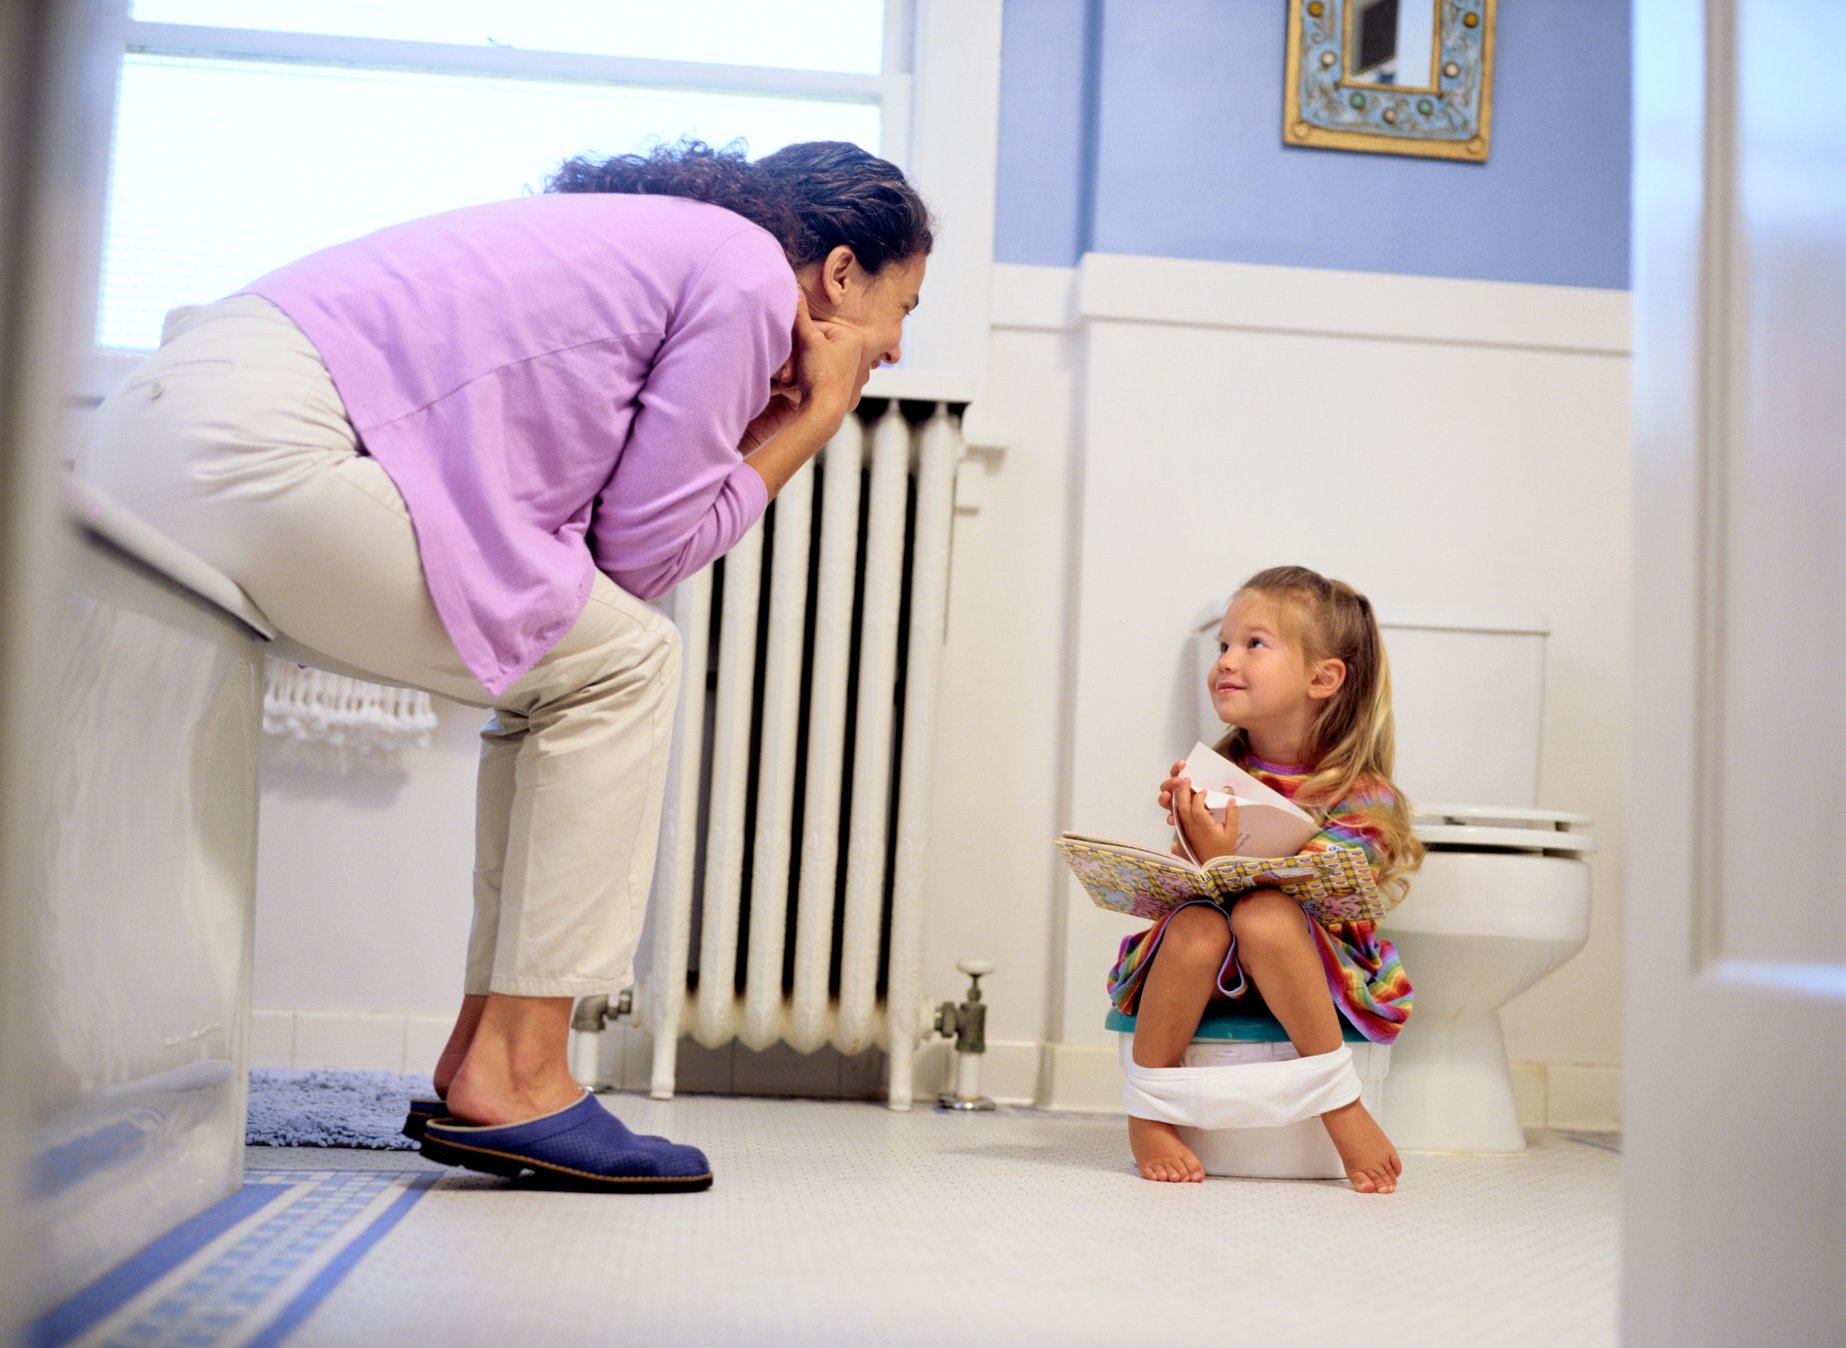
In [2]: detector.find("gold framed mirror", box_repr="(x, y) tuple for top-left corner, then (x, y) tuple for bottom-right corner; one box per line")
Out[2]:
(1283, 0), (1496, 162)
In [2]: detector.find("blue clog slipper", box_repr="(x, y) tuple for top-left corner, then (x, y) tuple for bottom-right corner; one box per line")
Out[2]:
(419, 1093), (712, 1192)
(401, 1097), (447, 1141)
(408, 1093), (670, 1150)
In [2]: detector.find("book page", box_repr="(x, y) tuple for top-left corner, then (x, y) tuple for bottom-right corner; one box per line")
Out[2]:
(1200, 845), (1388, 924)
(1054, 834), (1215, 921)
(1056, 831), (1200, 871)
(1177, 741), (1319, 858)
(1057, 836), (1386, 925)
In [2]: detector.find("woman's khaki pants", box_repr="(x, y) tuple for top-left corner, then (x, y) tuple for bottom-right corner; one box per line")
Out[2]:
(76, 296), (681, 997)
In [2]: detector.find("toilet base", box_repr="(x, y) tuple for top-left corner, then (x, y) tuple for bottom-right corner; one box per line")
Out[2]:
(1378, 849), (1595, 1154)
(1116, 1036), (1390, 1179)
(1376, 1012), (1526, 1153)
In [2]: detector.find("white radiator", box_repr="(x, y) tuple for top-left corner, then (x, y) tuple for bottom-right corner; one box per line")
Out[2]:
(638, 399), (960, 1110)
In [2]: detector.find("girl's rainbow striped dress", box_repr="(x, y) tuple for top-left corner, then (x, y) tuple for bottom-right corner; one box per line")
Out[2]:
(1105, 758), (1414, 1044)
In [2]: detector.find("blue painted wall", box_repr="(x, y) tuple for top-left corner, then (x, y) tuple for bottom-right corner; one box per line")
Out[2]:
(994, 0), (1631, 289)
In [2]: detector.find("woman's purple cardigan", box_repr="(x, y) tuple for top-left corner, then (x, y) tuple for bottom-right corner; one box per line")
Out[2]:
(245, 192), (795, 696)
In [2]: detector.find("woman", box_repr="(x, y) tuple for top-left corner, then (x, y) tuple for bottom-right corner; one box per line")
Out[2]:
(77, 139), (933, 1191)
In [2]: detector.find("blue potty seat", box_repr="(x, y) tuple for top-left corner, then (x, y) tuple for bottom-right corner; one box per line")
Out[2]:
(1105, 1003), (1369, 1044)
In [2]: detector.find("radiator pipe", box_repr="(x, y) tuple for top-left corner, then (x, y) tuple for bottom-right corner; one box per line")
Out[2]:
(569, 990), (632, 1090)
(935, 959), (996, 1111)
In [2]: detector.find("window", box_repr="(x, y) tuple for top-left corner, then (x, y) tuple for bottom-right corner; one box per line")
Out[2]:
(96, 1), (907, 351)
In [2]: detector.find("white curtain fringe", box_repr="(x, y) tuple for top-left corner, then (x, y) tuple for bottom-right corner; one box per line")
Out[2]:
(262, 658), (438, 765)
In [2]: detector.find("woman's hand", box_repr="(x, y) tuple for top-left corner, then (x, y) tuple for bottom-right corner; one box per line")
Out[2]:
(739, 296), (870, 499)
(1170, 777), (1242, 865)
(738, 295), (866, 457)
(790, 293), (868, 418)
(738, 381), (801, 455)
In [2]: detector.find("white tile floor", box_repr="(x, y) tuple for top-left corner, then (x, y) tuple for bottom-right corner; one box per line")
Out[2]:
(239, 1093), (1619, 1348)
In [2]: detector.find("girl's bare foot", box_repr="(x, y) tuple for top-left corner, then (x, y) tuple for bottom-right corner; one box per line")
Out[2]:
(1128, 1115), (1205, 1183)
(1320, 1099), (1401, 1193)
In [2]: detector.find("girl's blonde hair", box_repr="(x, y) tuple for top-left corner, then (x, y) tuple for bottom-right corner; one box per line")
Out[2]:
(1213, 565), (1424, 904)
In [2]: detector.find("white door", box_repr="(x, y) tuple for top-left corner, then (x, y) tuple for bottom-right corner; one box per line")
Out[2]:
(1626, 2), (1845, 1342)
(2, 0), (117, 1339)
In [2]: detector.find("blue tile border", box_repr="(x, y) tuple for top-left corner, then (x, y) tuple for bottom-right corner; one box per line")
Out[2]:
(245, 1174), (439, 1348)
(30, 1170), (440, 1348)
(31, 1182), (292, 1347)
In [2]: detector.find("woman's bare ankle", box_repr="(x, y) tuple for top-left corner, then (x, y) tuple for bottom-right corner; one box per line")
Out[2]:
(432, 994), (490, 1099)
(437, 993), (582, 1125)
(445, 1062), (582, 1127)
(431, 1050), (467, 1100)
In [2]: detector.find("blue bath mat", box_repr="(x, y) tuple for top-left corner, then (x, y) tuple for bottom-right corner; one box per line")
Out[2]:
(246, 1067), (432, 1149)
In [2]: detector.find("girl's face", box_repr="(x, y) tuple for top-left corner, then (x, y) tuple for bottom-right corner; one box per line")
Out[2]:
(1209, 592), (1339, 742)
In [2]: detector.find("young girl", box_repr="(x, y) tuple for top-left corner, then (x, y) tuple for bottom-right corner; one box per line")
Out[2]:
(1109, 565), (1421, 1193)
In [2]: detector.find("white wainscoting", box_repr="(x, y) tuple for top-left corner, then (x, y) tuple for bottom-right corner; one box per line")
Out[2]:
(960, 257), (1630, 1133)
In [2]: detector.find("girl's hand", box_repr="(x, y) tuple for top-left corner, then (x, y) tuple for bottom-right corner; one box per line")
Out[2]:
(1157, 760), (1185, 821)
(1171, 777), (1242, 864)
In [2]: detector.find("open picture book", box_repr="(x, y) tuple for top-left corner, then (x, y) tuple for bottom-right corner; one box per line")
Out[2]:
(1055, 741), (1388, 925)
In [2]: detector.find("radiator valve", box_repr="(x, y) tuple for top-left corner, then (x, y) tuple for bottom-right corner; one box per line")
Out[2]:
(569, 989), (633, 1090)
(935, 959), (996, 1111)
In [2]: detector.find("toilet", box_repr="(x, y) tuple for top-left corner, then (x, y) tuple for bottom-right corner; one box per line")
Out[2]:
(1162, 602), (1595, 1159)
(1370, 606), (1594, 1154)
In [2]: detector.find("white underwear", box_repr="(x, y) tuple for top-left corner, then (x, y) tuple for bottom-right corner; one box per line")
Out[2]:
(1122, 1045), (1362, 1130)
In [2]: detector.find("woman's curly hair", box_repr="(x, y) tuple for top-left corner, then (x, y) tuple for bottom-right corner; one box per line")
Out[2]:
(546, 137), (933, 275)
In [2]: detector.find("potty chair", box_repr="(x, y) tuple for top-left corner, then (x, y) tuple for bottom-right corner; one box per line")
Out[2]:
(1109, 1003), (1390, 1179)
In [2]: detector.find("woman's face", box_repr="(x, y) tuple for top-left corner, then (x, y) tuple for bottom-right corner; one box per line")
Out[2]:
(801, 249), (927, 380)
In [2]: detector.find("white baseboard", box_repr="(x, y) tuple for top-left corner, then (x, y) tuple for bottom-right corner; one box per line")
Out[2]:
(291, 1011), (407, 1072)
(1510, 1059), (1549, 1129)
(248, 1009), (1624, 1134)
(1038, 1042), (1123, 1113)
(249, 1010), (295, 1068)
(403, 1015), (453, 1074)
(908, 1040), (1043, 1106)
(249, 1008), (442, 1077)
(1521, 1060), (1624, 1133)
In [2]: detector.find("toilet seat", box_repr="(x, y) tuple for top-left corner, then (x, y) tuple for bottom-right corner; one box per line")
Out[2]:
(1413, 804), (1596, 857)
(1415, 804), (1593, 829)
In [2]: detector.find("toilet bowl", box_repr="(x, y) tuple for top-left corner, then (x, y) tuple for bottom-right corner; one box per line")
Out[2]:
(1108, 1005), (1390, 1179)
(1379, 805), (1594, 1153)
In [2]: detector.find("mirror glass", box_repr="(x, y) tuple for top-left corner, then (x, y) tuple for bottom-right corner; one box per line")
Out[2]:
(1346, 0), (1436, 87)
